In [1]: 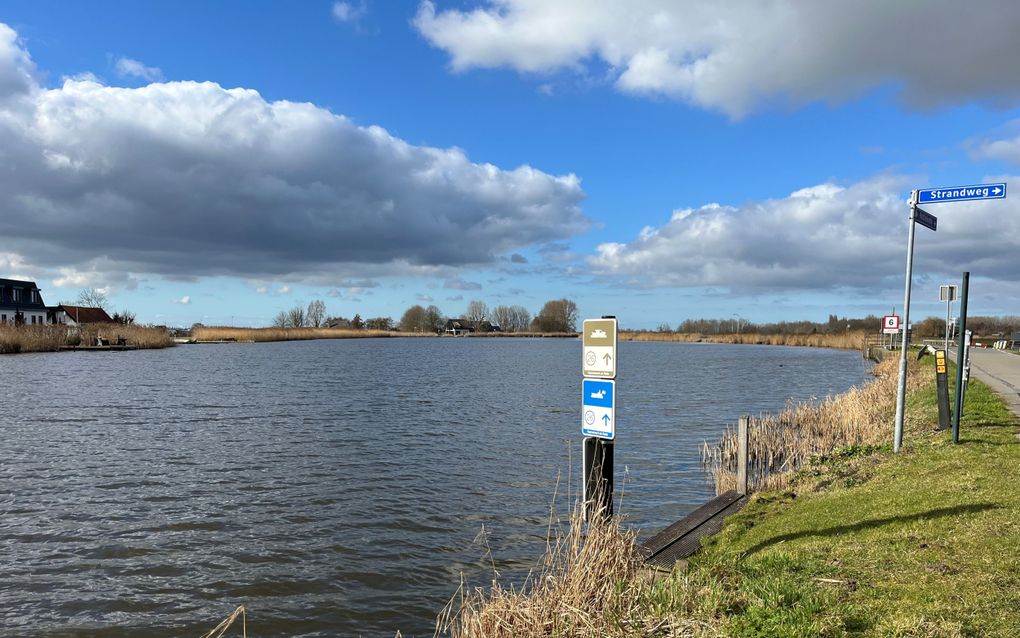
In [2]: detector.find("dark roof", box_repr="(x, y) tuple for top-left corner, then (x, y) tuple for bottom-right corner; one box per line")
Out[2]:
(0, 278), (46, 310)
(56, 305), (114, 323)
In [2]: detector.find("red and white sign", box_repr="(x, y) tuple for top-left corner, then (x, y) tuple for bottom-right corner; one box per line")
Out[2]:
(882, 315), (901, 334)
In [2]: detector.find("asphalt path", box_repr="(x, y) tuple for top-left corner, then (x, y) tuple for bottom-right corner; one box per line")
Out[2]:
(961, 347), (1020, 421)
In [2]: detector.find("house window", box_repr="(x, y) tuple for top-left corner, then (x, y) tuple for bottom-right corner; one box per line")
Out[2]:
(12, 288), (21, 302)
(30, 290), (38, 304)
(30, 315), (36, 325)
(1, 314), (5, 323)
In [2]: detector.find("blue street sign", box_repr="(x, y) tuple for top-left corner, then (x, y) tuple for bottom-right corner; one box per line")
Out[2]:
(918, 182), (1006, 204)
(582, 379), (615, 440)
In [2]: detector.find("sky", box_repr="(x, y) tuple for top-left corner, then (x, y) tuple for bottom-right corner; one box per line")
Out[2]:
(2, 1), (1020, 329)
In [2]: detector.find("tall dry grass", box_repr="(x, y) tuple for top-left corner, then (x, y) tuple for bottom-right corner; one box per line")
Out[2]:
(191, 326), (432, 342)
(623, 330), (866, 350)
(702, 356), (931, 494)
(74, 323), (175, 349)
(0, 324), (65, 353)
(437, 497), (724, 638)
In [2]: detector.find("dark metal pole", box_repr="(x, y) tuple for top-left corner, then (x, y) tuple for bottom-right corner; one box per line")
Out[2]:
(952, 272), (969, 443)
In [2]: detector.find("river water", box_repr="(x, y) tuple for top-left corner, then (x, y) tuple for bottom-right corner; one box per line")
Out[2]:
(0, 338), (870, 637)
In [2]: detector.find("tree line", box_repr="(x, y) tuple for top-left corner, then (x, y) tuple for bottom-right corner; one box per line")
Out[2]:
(270, 298), (579, 333)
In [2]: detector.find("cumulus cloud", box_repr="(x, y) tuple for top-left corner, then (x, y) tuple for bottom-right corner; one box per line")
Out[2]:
(590, 175), (1020, 292)
(444, 277), (482, 290)
(174, 295), (191, 305)
(0, 24), (587, 286)
(416, 293), (434, 302)
(971, 120), (1020, 165)
(115, 57), (164, 82)
(415, 1), (1020, 117)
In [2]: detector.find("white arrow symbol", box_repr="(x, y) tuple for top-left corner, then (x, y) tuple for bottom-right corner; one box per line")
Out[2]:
(993, 186), (1003, 195)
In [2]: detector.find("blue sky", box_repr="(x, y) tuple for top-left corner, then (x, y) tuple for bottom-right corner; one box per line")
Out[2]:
(2, 1), (1020, 328)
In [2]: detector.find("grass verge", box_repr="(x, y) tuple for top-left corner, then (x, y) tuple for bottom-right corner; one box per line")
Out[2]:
(443, 357), (1020, 637)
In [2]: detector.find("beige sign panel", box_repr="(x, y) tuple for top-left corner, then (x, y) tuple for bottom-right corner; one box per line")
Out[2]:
(582, 318), (618, 378)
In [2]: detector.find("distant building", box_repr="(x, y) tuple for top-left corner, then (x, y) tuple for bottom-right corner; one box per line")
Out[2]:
(0, 278), (48, 325)
(443, 319), (499, 335)
(49, 304), (114, 326)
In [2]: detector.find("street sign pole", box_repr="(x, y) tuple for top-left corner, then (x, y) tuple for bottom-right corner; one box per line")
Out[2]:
(581, 315), (618, 521)
(952, 273), (969, 443)
(893, 190), (919, 452)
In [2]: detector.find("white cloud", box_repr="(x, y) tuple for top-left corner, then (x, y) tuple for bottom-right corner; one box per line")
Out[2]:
(443, 277), (482, 290)
(971, 120), (1020, 165)
(590, 174), (1020, 293)
(415, 1), (1020, 117)
(278, 286), (291, 295)
(114, 57), (164, 82)
(416, 293), (434, 302)
(174, 295), (191, 305)
(0, 23), (587, 285)
(332, 1), (367, 24)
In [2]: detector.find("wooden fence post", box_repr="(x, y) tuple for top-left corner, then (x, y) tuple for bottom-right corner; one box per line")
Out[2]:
(737, 415), (749, 495)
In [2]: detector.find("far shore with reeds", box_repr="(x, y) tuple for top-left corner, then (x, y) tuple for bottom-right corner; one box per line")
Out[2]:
(0, 323), (174, 354)
(621, 329), (866, 350)
(189, 326), (578, 342)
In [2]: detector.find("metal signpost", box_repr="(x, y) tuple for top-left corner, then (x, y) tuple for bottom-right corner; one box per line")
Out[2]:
(582, 317), (618, 520)
(940, 284), (958, 352)
(894, 183), (1006, 451)
(952, 273), (970, 443)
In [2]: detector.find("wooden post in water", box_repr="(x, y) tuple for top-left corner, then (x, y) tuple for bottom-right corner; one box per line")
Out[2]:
(737, 416), (749, 495)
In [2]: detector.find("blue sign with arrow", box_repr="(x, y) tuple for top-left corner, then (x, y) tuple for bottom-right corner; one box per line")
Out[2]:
(918, 182), (1006, 204)
(582, 379), (615, 440)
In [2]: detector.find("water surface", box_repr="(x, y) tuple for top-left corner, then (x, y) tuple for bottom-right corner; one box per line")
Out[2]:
(0, 338), (870, 636)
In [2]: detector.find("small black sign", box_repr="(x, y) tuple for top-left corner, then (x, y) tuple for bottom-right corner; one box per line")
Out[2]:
(914, 206), (937, 231)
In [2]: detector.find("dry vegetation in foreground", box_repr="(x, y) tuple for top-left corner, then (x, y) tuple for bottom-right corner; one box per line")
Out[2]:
(0, 323), (173, 353)
(190, 326), (434, 342)
(703, 356), (930, 494)
(622, 330), (866, 350)
(437, 501), (702, 638)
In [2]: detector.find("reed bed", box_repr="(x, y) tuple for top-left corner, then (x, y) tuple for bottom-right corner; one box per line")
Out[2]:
(438, 498), (725, 638)
(77, 323), (175, 349)
(0, 324), (66, 353)
(702, 356), (931, 494)
(622, 331), (866, 350)
(190, 326), (432, 342)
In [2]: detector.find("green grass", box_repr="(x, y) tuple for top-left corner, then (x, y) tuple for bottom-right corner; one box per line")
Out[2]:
(646, 359), (1020, 637)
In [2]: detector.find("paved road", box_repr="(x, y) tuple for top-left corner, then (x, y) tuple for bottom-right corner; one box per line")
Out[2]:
(963, 348), (1020, 420)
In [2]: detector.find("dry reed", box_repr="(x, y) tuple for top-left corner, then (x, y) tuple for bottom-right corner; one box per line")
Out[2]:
(437, 491), (726, 638)
(190, 326), (433, 342)
(76, 323), (174, 349)
(0, 324), (65, 353)
(702, 356), (931, 494)
(200, 605), (246, 638)
(622, 331), (866, 350)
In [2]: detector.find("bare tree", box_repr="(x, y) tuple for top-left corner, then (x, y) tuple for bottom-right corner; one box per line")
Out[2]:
(490, 305), (513, 331)
(286, 305), (306, 328)
(272, 311), (288, 328)
(508, 305), (531, 332)
(365, 316), (393, 330)
(425, 305), (444, 332)
(76, 288), (109, 310)
(465, 300), (488, 323)
(307, 300), (327, 327)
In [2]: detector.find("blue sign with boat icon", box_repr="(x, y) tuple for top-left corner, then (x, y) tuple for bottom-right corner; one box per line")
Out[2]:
(582, 379), (615, 439)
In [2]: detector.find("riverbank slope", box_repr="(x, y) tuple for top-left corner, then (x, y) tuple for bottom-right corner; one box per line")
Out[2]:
(443, 358), (1020, 637)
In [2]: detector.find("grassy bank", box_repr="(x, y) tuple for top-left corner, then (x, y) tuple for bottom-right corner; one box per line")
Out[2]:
(622, 331), (865, 350)
(0, 323), (173, 353)
(443, 357), (1020, 636)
